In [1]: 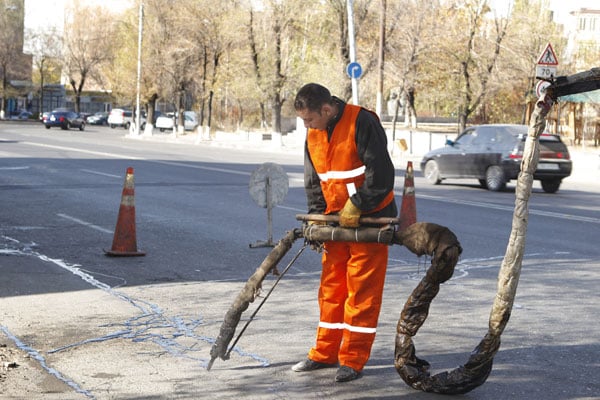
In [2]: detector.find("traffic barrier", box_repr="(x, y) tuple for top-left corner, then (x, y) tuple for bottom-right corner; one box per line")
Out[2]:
(399, 161), (417, 231)
(105, 167), (145, 257)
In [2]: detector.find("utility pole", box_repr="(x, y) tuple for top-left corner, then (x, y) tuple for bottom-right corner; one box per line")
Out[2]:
(134, 1), (144, 136)
(347, 0), (358, 104)
(376, 0), (386, 117)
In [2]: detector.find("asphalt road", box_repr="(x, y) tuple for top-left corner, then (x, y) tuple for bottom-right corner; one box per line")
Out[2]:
(1, 122), (599, 399)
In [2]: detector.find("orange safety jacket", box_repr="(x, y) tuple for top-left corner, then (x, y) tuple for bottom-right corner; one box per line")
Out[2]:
(306, 103), (395, 215)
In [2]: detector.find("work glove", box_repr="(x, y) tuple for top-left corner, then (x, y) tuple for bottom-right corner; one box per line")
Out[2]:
(339, 199), (361, 228)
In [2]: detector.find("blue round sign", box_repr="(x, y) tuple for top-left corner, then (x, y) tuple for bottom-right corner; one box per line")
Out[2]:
(346, 62), (362, 79)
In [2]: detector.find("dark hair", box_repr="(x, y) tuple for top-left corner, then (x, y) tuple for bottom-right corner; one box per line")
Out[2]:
(294, 83), (332, 112)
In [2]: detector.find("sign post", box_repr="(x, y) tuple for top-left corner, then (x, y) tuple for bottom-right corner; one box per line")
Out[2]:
(535, 42), (558, 80)
(347, 0), (359, 104)
(535, 80), (551, 98)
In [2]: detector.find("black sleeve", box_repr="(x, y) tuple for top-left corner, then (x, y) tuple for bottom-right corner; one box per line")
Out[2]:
(352, 109), (397, 214)
(304, 141), (327, 214)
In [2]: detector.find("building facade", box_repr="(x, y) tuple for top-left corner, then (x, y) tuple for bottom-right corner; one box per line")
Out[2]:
(0, 0), (33, 118)
(559, 7), (600, 145)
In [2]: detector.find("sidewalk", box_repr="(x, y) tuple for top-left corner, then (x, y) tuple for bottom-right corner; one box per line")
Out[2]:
(568, 146), (600, 184)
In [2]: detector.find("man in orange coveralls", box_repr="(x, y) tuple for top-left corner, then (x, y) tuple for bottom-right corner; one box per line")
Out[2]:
(292, 83), (398, 382)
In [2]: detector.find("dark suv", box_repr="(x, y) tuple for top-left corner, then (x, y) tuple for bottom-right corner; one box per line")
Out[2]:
(420, 124), (572, 193)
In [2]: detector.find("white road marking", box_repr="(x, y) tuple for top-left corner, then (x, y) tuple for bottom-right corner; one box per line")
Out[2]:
(57, 213), (113, 234)
(23, 142), (144, 160)
(152, 159), (251, 175)
(80, 169), (122, 178)
(417, 193), (600, 224)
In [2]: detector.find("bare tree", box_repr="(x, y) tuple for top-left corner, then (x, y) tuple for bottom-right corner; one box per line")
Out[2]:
(36, 0), (590, 132)
(138, 0), (208, 134)
(386, 0), (440, 128)
(107, 1), (161, 127)
(325, 0), (376, 103)
(325, 0), (352, 101)
(432, 0), (509, 131)
(186, 0), (239, 134)
(62, 1), (115, 112)
(246, 0), (304, 134)
(496, 0), (565, 124)
(26, 27), (62, 115)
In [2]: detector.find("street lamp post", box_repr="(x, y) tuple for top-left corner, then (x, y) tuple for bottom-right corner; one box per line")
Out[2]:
(134, 1), (144, 136)
(347, 0), (358, 104)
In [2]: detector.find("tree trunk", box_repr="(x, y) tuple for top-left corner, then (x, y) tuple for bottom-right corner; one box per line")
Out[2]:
(271, 93), (282, 134)
(458, 112), (467, 133)
(207, 90), (213, 131)
(143, 93), (158, 135)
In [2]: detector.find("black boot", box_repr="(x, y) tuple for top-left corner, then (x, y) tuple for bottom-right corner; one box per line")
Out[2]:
(335, 366), (360, 382)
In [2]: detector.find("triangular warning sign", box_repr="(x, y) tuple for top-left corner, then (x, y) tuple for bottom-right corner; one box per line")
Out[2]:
(537, 43), (558, 66)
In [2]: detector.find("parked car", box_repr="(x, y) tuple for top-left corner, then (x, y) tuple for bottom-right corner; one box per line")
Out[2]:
(107, 108), (146, 130)
(43, 110), (86, 131)
(155, 111), (198, 132)
(155, 113), (175, 132)
(79, 112), (93, 121)
(40, 111), (50, 123)
(10, 111), (33, 120)
(108, 109), (132, 129)
(150, 110), (163, 124)
(420, 124), (572, 193)
(86, 111), (109, 125)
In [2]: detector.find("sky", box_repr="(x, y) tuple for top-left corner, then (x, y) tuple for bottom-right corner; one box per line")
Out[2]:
(24, 0), (599, 31)
(489, 0), (599, 25)
(24, 0), (133, 31)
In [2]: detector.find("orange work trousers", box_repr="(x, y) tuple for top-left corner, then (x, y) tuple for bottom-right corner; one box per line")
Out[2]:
(307, 240), (388, 372)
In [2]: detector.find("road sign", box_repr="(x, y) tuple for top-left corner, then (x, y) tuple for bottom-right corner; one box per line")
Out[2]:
(536, 65), (557, 79)
(535, 80), (551, 97)
(537, 43), (558, 66)
(346, 62), (362, 79)
(249, 162), (288, 208)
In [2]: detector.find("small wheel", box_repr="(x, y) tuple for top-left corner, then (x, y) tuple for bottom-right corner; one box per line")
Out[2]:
(79, 123), (85, 131)
(124, 122), (130, 129)
(45, 125), (50, 129)
(110, 124), (116, 129)
(485, 166), (506, 191)
(424, 160), (441, 185)
(541, 179), (561, 193)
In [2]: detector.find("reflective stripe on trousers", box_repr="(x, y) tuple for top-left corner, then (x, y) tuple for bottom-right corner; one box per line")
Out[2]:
(308, 240), (388, 372)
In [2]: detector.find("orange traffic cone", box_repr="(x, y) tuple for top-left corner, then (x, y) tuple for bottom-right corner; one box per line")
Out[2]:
(398, 161), (417, 231)
(105, 167), (145, 257)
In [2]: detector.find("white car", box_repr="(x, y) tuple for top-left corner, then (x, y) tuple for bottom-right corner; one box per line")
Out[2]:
(108, 109), (146, 130)
(155, 111), (198, 132)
